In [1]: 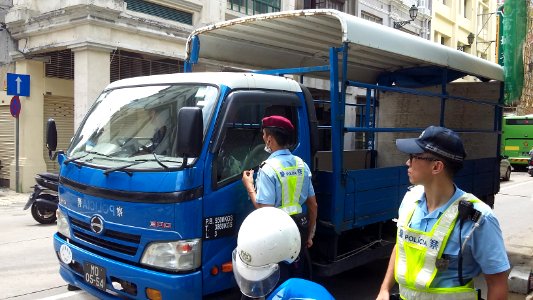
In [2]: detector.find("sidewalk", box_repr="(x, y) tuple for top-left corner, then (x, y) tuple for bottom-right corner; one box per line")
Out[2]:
(507, 245), (533, 300)
(496, 179), (533, 300)
(0, 188), (30, 206)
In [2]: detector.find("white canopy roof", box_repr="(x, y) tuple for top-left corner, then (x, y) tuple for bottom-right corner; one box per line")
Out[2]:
(187, 10), (503, 84)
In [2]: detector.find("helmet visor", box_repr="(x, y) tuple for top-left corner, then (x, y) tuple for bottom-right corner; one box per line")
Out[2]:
(232, 249), (280, 298)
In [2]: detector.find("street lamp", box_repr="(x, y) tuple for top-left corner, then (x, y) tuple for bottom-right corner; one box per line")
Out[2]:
(467, 33), (475, 45)
(393, 5), (418, 29)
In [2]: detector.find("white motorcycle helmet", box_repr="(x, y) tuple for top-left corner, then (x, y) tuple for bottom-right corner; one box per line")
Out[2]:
(233, 207), (301, 298)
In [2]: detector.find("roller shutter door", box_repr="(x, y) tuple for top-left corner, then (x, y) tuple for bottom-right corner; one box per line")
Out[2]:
(0, 107), (15, 186)
(43, 96), (74, 173)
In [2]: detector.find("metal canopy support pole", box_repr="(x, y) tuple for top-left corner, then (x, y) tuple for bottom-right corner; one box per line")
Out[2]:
(365, 89), (372, 149)
(372, 89), (377, 148)
(329, 46), (344, 234)
(253, 65), (330, 76)
(184, 35), (200, 73)
(495, 82), (504, 158)
(440, 69), (448, 127)
(340, 43), (348, 130)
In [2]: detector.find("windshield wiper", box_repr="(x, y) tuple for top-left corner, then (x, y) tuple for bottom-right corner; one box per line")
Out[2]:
(103, 160), (148, 176)
(152, 153), (169, 169)
(103, 154), (184, 175)
(64, 153), (89, 164)
(86, 150), (112, 158)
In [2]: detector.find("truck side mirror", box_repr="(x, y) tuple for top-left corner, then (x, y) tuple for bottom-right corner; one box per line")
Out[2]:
(177, 107), (203, 158)
(46, 118), (58, 159)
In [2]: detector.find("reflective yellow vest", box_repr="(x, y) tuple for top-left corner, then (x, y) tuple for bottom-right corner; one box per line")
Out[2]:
(395, 187), (479, 300)
(263, 156), (305, 215)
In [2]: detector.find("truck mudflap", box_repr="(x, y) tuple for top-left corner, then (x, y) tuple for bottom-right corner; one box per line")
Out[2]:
(53, 234), (203, 300)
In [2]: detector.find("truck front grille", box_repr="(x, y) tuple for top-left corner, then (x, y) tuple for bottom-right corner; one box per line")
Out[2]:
(70, 217), (141, 256)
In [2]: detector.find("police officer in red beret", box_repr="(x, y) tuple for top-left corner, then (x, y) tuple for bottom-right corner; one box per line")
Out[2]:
(242, 115), (318, 280)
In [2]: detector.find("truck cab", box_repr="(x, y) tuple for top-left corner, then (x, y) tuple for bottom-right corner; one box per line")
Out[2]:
(53, 72), (316, 299)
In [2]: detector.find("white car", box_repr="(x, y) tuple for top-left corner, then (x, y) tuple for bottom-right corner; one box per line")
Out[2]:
(500, 157), (512, 181)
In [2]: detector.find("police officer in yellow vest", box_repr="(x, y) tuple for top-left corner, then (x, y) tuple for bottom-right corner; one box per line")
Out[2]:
(242, 115), (318, 279)
(376, 126), (510, 300)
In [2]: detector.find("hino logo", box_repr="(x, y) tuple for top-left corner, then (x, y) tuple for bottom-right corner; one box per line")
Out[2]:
(90, 215), (104, 234)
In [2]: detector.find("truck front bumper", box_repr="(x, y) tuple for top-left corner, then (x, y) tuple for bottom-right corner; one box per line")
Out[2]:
(53, 234), (202, 300)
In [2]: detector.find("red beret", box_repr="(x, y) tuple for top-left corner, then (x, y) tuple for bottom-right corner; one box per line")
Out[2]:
(262, 115), (294, 131)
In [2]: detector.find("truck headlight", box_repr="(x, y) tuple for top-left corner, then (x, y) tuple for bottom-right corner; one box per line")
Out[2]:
(141, 239), (201, 272)
(56, 209), (71, 239)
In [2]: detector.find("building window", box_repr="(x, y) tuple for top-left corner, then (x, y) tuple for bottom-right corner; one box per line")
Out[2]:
(478, 5), (489, 39)
(305, 0), (345, 11)
(227, 0), (281, 15)
(361, 11), (383, 24)
(463, 0), (471, 19)
(124, 0), (193, 25)
(45, 50), (74, 80)
(110, 50), (182, 82)
(440, 35), (450, 46)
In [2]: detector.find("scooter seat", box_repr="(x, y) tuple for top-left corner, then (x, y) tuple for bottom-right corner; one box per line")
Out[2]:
(35, 173), (59, 191)
(37, 172), (59, 182)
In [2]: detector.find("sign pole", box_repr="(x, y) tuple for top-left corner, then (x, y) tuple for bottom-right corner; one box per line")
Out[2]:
(15, 117), (19, 193)
(10, 96), (22, 193)
(6, 73), (29, 193)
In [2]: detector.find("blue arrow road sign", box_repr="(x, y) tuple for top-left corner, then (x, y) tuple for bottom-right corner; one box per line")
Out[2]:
(7, 73), (30, 96)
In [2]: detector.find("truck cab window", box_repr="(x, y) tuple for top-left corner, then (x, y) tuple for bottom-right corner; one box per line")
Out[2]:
(214, 102), (298, 187)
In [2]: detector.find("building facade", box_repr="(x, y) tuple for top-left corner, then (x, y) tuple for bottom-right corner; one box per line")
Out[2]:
(299, 0), (430, 39)
(0, 0), (16, 187)
(431, 0), (498, 62)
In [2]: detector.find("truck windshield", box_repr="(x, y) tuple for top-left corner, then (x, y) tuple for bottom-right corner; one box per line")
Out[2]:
(67, 84), (218, 170)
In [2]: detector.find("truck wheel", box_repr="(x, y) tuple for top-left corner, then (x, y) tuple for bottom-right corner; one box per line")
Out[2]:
(502, 167), (511, 181)
(31, 204), (57, 224)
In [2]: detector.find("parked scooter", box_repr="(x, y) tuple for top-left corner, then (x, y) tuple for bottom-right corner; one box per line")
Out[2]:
(23, 172), (59, 224)
(528, 158), (533, 177)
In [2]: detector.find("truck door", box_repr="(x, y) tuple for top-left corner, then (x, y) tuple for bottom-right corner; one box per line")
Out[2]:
(201, 89), (302, 295)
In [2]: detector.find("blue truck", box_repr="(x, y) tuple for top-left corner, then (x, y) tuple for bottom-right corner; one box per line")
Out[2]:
(50, 10), (504, 299)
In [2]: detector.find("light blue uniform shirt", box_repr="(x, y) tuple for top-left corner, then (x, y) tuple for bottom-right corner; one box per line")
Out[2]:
(399, 186), (510, 288)
(255, 149), (315, 207)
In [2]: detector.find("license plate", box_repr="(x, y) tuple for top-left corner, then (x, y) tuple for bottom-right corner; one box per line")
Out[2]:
(83, 262), (106, 291)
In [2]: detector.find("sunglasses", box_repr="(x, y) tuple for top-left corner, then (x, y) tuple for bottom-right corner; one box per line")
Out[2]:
(409, 154), (440, 163)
